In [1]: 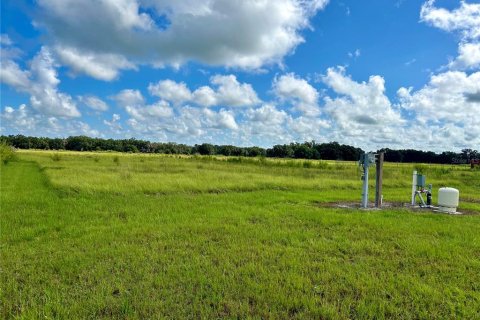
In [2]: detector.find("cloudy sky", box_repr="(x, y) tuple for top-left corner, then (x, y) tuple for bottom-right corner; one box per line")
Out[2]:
(1, 0), (479, 151)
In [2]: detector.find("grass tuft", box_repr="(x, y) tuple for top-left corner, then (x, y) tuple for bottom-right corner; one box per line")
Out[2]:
(51, 153), (62, 162)
(0, 141), (16, 164)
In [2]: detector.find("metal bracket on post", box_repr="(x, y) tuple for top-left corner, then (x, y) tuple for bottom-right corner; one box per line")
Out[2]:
(359, 152), (384, 209)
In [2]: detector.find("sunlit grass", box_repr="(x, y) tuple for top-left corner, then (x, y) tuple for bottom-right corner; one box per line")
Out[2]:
(1, 150), (479, 319)
(18, 150), (480, 206)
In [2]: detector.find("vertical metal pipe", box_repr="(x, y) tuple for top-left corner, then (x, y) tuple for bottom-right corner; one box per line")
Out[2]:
(362, 165), (369, 208)
(375, 152), (384, 208)
(411, 170), (417, 205)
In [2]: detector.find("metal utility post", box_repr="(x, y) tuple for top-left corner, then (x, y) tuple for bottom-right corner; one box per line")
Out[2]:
(411, 171), (417, 205)
(359, 153), (375, 208)
(375, 152), (384, 208)
(362, 164), (369, 208)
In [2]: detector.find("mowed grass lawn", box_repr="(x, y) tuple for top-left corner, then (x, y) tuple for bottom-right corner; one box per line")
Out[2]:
(1, 150), (479, 319)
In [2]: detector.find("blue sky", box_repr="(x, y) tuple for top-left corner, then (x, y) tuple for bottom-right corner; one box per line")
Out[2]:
(1, 0), (479, 151)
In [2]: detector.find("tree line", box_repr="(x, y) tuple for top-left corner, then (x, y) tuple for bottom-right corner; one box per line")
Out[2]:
(1, 135), (477, 164)
(378, 148), (478, 164)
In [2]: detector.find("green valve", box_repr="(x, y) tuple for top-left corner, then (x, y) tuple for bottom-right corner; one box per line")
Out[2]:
(417, 175), (426, 188)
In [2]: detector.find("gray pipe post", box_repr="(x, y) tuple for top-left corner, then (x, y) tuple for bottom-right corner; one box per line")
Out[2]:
(375, 152), (384, 208)
(360, 153), (375, 208)
(361, 163), (369, 208)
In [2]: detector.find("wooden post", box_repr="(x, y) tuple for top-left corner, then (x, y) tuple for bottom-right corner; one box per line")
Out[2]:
(375, 152), (384, 208)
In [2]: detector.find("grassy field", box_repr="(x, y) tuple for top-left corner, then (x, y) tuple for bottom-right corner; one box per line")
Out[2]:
(1, 150), (479, 319)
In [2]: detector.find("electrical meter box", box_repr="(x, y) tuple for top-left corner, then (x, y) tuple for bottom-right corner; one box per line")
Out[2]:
(417, 175), (426, 188)
(359, 153), (376, 166)
(367, 153), (376, 164)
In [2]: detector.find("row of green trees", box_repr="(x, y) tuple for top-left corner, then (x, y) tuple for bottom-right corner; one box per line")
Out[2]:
(1, 135), (477, 163)
(0, 135), (362, 160)
(265, 141), (363, 160)
(379, 148), (479, 164)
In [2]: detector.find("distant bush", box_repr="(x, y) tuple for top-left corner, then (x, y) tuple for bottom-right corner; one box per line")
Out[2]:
(316, 161), (328, 169)
(113, 156), (120, 165)
(93, 156), (100, 162)
(432, 167), (451, 175)
(0, 141), (16, 164)
(283, 160), (302, 168)
(303, 161), (312, 168)
(414, 164), (428, 173)
(51, 153), (62, 162)
(226, 157), (242, 164)
(124, 144), (138, 153)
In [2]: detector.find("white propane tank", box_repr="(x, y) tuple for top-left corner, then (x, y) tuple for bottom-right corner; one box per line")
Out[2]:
(438, 187), (460, 214)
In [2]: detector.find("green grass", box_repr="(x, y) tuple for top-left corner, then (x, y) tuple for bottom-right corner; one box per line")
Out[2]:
(1, 150), (479, 319)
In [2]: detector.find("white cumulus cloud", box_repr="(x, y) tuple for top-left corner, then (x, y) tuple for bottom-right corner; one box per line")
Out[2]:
(0, 60), (31, 91)
(148, 79), (192, 105)
(111, 89), (146, 108)
(125, 100), (174, 121)
(398, 70), (480, 125)
(209, 75), (260, 108)
(241, 104), (290, 145)
(79, 95), (109, 111)
(103, 113), (123, 134)
(421, 1), (480, 72)
(1, 104), (98, 136)
(1, 46), (81, 118)
(318, 67), (406, 148)
(54, 45), (136, 81)
(33, 0), (329, 79)
(147, 75), (260, 108)
(204, 108), (238, 130)
(449, 41), (480, 70)
(273, 73), (320, 116)
(421, 1), (480, 41)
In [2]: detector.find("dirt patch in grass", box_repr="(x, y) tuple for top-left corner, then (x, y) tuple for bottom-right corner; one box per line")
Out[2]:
(463, 197), (480, 204)
(312, 201), (480, 215)
(312, 201), (407, 210)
